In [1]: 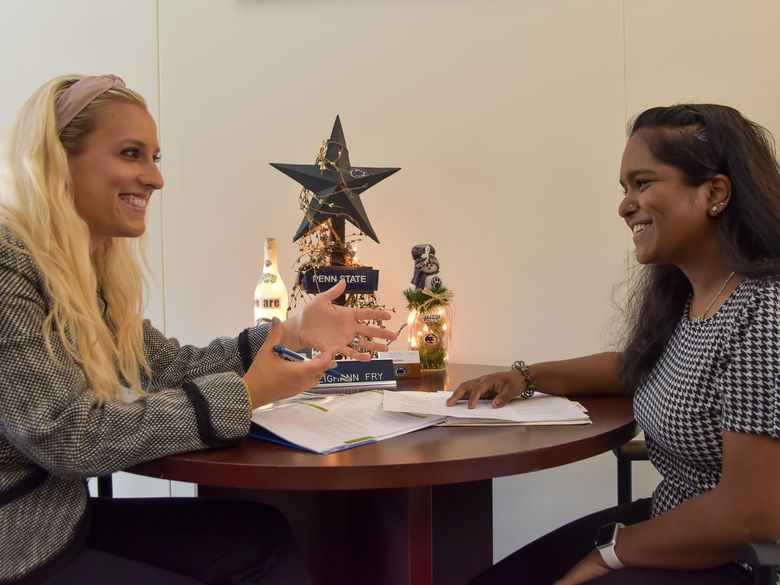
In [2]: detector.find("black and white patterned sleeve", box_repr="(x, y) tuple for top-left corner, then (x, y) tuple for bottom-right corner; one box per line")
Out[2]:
(720, 279), (780, 438)
(141, 320), (270, 391)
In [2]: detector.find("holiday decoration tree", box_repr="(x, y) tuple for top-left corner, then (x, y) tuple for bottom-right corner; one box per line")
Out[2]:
(271, 116), (400, 350)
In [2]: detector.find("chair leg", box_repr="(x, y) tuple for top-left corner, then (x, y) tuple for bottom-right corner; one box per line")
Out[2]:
(615, 440), (648, 506)
(615, 449), (632, 505)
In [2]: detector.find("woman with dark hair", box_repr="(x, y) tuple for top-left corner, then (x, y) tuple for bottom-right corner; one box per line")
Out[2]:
(448, 104), (780, 585)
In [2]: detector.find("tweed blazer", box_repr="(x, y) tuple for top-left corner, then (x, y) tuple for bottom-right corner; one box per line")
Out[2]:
(0, 228), (264, 582)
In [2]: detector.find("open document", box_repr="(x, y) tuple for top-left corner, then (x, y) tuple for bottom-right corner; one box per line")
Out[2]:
(382, 391), (591, 425)
(250, 390), (444, 454)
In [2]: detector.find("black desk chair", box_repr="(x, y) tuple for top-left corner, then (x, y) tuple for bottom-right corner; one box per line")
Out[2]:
(614, 440), (779, 585)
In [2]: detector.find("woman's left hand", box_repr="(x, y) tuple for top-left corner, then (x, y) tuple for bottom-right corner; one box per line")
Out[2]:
(553, 550), (612, 585)
(281, 279), (397, 360)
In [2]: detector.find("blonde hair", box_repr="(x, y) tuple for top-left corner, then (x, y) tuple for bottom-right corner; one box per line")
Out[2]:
(0, 74), (151, 402)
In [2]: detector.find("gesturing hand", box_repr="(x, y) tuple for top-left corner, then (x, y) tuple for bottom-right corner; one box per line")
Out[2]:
(281, 279), (397, 361)
(243, 318), (338, 408)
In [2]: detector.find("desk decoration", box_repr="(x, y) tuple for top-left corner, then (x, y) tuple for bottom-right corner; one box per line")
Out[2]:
(253, 237), (289, 325)
(270, 116), (400, 355)
(270, 115), (400, 245)
(403, 244), (453, 371)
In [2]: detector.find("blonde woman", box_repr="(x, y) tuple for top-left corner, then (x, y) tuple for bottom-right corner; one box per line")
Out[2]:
(0, 74), (396, 584)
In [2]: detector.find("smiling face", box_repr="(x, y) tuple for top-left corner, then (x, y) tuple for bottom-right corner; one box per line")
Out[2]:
(618, 129), (719, 269)
(67, 102), (163, 251)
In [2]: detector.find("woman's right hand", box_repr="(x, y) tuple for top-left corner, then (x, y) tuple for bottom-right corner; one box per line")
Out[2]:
(446, 370), (528, 409)
(242, 318), (338, 409)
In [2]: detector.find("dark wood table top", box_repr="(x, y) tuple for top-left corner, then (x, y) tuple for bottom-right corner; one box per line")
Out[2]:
(128, 363), (638, 491)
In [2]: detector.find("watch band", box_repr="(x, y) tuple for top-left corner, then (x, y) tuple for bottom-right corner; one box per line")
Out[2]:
(598, 540), (625, 570)
(596, 522), (625, 570)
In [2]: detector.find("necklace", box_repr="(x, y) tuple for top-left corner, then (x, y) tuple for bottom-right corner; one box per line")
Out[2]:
(689, 271), (736, 322)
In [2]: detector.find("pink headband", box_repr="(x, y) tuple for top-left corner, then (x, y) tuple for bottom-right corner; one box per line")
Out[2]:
(55, 74), (126, 134)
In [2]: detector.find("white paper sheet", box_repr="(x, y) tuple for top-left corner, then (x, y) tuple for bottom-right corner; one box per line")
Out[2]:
(382, 391), (590, 424)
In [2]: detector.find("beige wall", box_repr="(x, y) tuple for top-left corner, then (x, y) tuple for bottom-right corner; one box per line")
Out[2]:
(2, 0), (779, 562)
(155, 0), (629, 366)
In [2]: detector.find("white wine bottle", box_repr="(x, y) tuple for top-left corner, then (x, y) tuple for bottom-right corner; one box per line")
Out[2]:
(253, 237), (289, 325)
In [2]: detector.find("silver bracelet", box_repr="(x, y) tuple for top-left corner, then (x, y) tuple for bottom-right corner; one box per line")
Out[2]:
(511, 360), (536, 399)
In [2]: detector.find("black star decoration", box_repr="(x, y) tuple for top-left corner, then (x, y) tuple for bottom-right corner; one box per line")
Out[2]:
(271, 116), (400, 243)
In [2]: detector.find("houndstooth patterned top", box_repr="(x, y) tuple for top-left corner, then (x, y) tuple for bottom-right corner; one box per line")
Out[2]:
(634, 276), (779, 517)
(0, 228), (267, 582)
(634, 276), (780, 582)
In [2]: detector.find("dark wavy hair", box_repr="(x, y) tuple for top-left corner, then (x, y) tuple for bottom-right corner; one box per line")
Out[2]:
(619, 104), (780, 391)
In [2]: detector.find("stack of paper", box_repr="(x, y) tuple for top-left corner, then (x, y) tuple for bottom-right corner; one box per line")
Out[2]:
(382, 391), (591, 426)
(250, 390), (444, 454)
(250, 389), (591, 455)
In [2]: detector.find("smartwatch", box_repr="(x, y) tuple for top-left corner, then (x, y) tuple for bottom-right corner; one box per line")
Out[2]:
(595, 522), (625, 570)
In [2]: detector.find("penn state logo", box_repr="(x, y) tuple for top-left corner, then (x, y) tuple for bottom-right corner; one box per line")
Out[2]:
(394, 365), (410, 377)
(349, 167), (368, 178)
(423, 333), (439, 345)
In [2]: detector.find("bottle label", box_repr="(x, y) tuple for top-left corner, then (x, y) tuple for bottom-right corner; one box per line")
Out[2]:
(422, 313), (441, 324)
(255, 298), (283, 309)
(260, 272), (278, 284)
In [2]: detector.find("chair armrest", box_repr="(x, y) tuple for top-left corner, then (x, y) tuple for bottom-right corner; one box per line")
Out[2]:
(613, 439), (649, 461)
(738, 542), (780, 568)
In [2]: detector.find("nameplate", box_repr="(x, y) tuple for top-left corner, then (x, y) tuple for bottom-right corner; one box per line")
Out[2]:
(299, 266), (379, 294)
(310, 359), (396, 392)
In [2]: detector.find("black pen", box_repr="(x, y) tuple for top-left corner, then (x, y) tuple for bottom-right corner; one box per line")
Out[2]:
(272, 345), (347, 380)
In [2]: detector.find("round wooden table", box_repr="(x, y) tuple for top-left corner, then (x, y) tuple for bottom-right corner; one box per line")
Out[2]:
(129, 363), (638, 585)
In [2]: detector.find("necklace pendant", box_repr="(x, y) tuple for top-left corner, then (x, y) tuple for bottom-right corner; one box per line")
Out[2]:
(689, 271), (736, 323)
(688, 307), (704, 322)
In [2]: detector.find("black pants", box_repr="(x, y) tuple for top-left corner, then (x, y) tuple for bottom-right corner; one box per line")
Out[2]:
(469, 498), (753, 585)
(38, 497), (311, 585)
